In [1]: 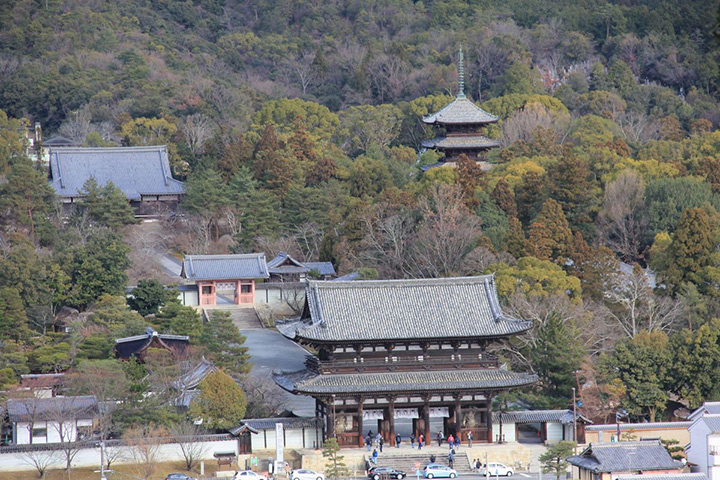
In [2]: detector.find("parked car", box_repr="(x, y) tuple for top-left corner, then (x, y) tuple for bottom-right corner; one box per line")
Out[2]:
(368, 467), (407, 480)
(423, 464), (458, 479)
(233, 471), (266, 480)
(480, 463), (514, 477)
(166, 474), (198, 480)
(291, 469), (326, 480)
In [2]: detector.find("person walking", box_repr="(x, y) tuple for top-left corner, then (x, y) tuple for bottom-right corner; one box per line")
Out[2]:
(410, 432), (416, 449)
(365, 434), (372, 452)
(447, 434), (454, 450)
(436, 431), (443, 447)
(448, 451), (455, 469)
(454, 435), (460, 449)
(379, 435), (384, 452)
(418, 434), (424, 450)
(467, 431), (473, 448)
(371, 448), (379, 465)
(395, 433), (401, 448)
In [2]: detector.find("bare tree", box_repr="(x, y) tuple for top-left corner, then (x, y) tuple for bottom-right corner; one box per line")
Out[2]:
(501, 103), (570, 147)
(59, 106), (92, 145)
(241, 374), (288, 418)
(170, 421), (210, 471)
(597, 170), (648, 262)
(122, 425), (168, 480)
(618, 110), (660, 144)
(45, 396), (97, 474)
(20, 449), (61, 478)
(287, 51), (318, 95)
(409, 184), (482, 278)
(604, 264), (684, 337)
(359, 203), (416, 278)
(181, 113), (215, 155)
(293, 222), (325, 261)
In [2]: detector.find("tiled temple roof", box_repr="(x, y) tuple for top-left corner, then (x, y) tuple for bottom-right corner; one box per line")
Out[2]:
(277, 276), (532, 343)
(567, 441), (683, 473)
(181, 253), (269, 281)
(49, 145), (184, 200)
(422, 135), (500, 149)
(423, 96), (498, 125)
(274, 368), (537, 395)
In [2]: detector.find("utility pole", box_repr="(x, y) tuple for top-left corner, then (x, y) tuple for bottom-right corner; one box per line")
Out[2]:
(94, 442), (113, 480)
(572, 387), (577, 443)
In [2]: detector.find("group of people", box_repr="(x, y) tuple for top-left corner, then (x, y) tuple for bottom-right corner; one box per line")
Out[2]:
(435, 431), (472, 449)
(366, 429), (474, 455)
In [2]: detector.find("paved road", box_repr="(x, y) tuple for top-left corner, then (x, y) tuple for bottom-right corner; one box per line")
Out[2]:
(241, 328), (316, 417)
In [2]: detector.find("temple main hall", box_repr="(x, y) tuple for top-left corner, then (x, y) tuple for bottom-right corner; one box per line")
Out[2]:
(275, 276), (537, 447)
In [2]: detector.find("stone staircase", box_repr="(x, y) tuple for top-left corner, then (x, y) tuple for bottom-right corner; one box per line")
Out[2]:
(372, 451), (475, 475)
(202, 306), (264, 330)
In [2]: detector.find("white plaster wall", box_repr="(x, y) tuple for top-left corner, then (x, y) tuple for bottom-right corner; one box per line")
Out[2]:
(546, 423), (563, 443)
(688, 421), (711, 476)
(492, 422), (516, 442)
(0, 439), (239, 472)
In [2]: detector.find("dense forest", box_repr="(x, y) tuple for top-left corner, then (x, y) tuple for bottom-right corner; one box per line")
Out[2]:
(1, 0), (720, 432)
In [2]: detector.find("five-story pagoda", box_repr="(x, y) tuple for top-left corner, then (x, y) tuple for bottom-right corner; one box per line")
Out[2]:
(422, 47), (500, 170)
(275, 276), (537, 448)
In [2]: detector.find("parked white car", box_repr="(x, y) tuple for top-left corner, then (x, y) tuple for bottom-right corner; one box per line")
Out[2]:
(480, 463), (514, 477)
(234, 471), (265, 480)
(291, 469), (325, 480)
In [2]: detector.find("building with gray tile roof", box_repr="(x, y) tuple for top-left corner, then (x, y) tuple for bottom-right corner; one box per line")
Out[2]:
(7, 395), (99, 423)
(568, 441), (684, 475)
(423, 96), (499, 125)
(616, 474), (706, 480)
(274, 273), (536, 449)
(49, 145), (184, 202)
(181, 253), (270, 281)
(278, 275), (532, 344)
(586, 422), (692, 432)
(267, 252), (336, 281)
(493, 409), (591, 425)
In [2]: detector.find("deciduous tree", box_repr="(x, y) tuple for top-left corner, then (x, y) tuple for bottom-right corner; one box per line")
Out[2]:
(189, 370), (247, 430)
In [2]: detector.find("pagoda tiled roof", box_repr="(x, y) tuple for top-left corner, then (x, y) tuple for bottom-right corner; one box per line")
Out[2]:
(422, 135), (500, 149)
(274, 368), (537, 395)
(423, 96), (499, 125)
(276, 276), (532, 343)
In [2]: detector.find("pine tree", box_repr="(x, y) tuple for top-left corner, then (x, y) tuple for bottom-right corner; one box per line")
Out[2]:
(526, 199), (573, 262)
(0, 287), (31, 342)
(547, 155), (600, 238)
(515, 171), (547, 227)
(491, 179), (517, 218)
(79, 179), (138, 229)
(0, 161), (55, 239)
(183, 168), (231, 240)
(504, 216), (527, 259)
(323, 437), (349, 480)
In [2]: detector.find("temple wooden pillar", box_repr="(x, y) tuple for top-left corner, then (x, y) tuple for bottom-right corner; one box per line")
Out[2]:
(486, 395), (493, 443)
(357, 396), (364, 448)
(389, 396), (396, 446)
(454, 395), (462, 439)
(326, 397), (336, 438)
(423, 395), (431, 444)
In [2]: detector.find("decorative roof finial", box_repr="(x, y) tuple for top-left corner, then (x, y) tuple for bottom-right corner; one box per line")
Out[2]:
(458, 44), (466, 98)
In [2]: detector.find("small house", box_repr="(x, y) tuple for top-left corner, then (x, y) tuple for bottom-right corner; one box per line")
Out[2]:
(7, 395), (99, 445)
(568, 441), (684, 480)
(180, 253), (270, 306)
(267, 252), (336, 282)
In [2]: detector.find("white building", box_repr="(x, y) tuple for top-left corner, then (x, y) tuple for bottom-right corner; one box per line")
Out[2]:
(687, 402), (720, 480)
(230, 417), (324, 453)
(6, 395), (99, 445)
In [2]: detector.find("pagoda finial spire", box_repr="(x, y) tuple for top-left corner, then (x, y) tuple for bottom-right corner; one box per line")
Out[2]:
(458, 44), (466, 98)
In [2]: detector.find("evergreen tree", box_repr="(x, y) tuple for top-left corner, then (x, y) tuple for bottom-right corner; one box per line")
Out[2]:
(547, 155), (600, 238)
(491, 179), (518, 218)
(0, 161), (55, 239)
(515, 171), (547, 227)
(189, 370), (247, 431)
(323, 437), (349, 480)
(182, 168), (231, 241)
(79, 179), (138, 229)
(526, 199), (573, 262)
(0, 287), (31, 342)
(609, 331), (672, 422)
(528, 312), (586, 407)
(152, 302), (203, 338)
(539, 441), (577, 480)
(455, 154), (485, 208)
(199, 311), (251, 377)
(504, 216), (527, 258)
(670, 318), (720, 407)
(128, 280), (175, 316)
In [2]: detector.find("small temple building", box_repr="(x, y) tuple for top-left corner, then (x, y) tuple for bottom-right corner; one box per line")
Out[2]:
(421, 47), (500, 170)
(274, 275), (537, 447)
(267, 252), (337, 282)
(114, 327), (189, 360)
(180, 253), (270, 306)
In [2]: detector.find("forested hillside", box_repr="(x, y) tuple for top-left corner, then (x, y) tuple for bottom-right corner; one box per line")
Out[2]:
(1, 0), (720, 427)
